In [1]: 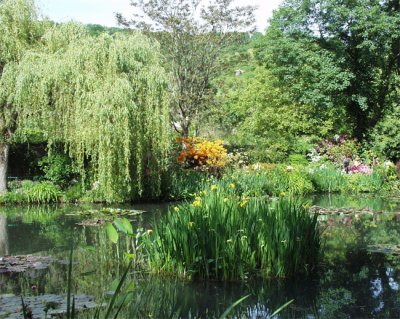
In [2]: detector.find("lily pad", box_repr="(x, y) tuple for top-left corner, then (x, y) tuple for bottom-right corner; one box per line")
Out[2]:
(0, 294), (97, 318)
(367, 244), (400, 256)
(77, 219), (110, 227)
(310, 206), (378, 216)
(67, 208), (145, 217)
(0, 256), (54, 274)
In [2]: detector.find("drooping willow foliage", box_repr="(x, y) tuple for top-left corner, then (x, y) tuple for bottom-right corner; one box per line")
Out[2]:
(2, 22), (170, 202)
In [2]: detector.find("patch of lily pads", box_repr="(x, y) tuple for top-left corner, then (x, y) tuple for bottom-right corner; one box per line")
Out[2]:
(0, 294), (97, 318)
(67, 208), (145, 217)
(367, 244), (400, 256)
(0, 256), (54, 274)
(77, 218), (110, 227)
(310, 206), (385, 216)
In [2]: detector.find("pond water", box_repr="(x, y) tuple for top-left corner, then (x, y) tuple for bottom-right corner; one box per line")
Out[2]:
(0, 195), (400, 318)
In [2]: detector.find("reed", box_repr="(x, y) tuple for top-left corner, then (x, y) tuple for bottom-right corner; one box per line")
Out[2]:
(140, 182), (320, 280)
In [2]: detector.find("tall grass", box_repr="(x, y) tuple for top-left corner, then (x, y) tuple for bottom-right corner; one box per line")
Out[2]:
(162, 168), (207, 200)
(308, 164), (347, 193)
(232, 166), (315, 197)
(140, 182), (320, 280)
(309, 164), (386, 193)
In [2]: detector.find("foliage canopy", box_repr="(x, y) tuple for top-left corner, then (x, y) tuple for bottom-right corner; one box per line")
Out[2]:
(0, 1), (171, 201)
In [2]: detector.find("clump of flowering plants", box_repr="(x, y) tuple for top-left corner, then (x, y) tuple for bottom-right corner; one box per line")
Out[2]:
(310, 134), (361, 165)
(177, 137), (228, 174)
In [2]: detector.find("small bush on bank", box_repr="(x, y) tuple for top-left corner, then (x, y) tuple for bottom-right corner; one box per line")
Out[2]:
(23, 181), (62, 203)
(38, 153), (74, 188)
(140, 182), (320, 280)
(177, 137), (228, 174)
(0, 180), (61, 204)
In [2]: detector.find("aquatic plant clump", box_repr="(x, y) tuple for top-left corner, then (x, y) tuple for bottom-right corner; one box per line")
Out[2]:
(140, 183), (320, 280)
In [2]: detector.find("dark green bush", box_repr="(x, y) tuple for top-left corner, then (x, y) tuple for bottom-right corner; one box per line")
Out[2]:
(39, 153), (74, 188)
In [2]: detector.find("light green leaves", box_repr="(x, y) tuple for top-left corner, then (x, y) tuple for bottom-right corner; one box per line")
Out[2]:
(106, 218), (134, 244)
(2, 18), (170, 202)
(106, 222), (119, 244)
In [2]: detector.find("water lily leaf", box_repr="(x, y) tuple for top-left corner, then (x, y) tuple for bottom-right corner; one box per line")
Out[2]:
(122, 218), (133, 234)
(106, 222), (119, 244)
(113, 218), (127, 234)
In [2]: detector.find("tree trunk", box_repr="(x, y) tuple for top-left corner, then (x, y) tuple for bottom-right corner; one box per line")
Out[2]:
(0, 215), (9, 256)
(0, 144), (9, 193)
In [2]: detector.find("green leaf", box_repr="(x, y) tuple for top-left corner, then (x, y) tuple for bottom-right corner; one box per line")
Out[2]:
(121, 218), (133, 234)
(271, 299), (294, 317)
(106, 222), (119, 244)
(113, 218), (127, 234)
(219, 294), (250, 319)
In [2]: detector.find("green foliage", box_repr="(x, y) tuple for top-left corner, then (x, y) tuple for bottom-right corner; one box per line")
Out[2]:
(39, 152), (74, 187)
(370, 104), (400, 160)
(0, 187), (26, 204)
(0, 0), (48, 151)
(23, 181), (61, 203)
(0, 180), (60, 203)
(85, 24), (123, 37)
(288, 154), (308, 165)
(117, 0), (256, 136)
(260, 0), (400, 138)
(308, 163), (390, 194)
(345, 170), (385, 193)
(3, 22), (170, 202)
(162, 167), (206, 200)
(0, 0), (46, 65)
(308, 164), (347, 193)
(214, 67), (311, 163)
(140, 183), (320, 280)
(232, 166), (315, 197)
(62, 183), (84, 202)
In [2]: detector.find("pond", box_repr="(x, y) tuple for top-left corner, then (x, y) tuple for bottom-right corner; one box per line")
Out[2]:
(0, 195), (400, 318)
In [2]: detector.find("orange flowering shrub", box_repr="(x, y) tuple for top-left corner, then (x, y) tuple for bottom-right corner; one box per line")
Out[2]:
(177, 137), (228, 173)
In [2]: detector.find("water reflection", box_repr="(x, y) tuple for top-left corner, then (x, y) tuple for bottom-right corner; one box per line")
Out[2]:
(0, 196), (399, 318)
(0, 215), (8, 256)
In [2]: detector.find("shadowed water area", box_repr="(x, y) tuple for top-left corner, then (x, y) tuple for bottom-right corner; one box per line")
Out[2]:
(0, 195), (400, 318)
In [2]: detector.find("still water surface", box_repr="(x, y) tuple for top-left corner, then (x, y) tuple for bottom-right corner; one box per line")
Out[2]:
(1, 195), (400, 318)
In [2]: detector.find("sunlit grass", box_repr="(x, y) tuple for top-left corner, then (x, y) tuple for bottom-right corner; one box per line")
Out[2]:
(140, 181), (320, 280)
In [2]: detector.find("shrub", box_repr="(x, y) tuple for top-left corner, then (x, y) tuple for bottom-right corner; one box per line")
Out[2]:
(140, 182), (320, 280)
(0, 190), (27, 204)
(38, 153), (74, 188)
(23, 181), (62, 204)
(288, 154), (309, 165)
(62, 183), (84, 202)
(370, 105), (400, 160)
(177, 137), (228, 174)
(311, 135), (360, 165)
(344, 170), (385, 193)
(162, 167), (207, 200)
(232, 166), (314, 197)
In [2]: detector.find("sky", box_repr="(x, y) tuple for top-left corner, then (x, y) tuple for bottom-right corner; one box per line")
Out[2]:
(37, 0), (283, 32)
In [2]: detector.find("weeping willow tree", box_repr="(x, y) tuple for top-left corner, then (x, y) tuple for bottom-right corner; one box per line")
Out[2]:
(0, 1), (170, 201)
(0, 0), (47, 192)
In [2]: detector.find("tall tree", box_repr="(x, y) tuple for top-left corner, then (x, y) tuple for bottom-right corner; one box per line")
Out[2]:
(0, 0), (46, 192)
(259, 0), (400, 139)
(117, 0), (256, 136)
(2, 24), (170, 202)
